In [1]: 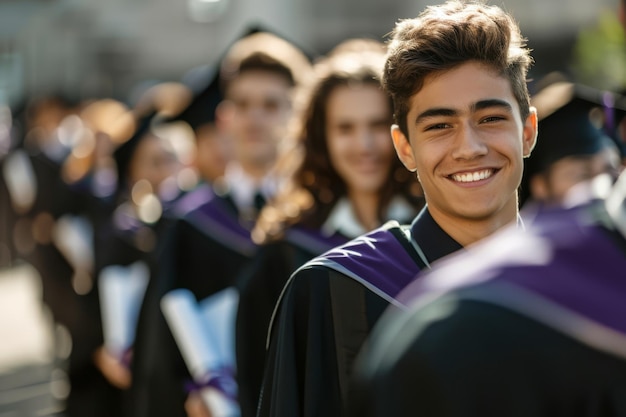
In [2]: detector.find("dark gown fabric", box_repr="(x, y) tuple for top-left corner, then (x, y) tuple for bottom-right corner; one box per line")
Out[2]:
(2, 143), (128, 417)
(235, 226), (349, 417)
(89, 186), (189, 417)
(0, 157), (18, 267)
(350, 202), (626, 417)
(127, 183), (259, 417)
(257, 208), (463, 417)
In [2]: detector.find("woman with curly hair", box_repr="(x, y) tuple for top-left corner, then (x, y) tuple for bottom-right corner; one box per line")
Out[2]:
(233, 40), (424, 417)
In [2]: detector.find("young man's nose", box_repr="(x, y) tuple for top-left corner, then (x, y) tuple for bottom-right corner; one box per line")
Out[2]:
(451, 124), (488, 160)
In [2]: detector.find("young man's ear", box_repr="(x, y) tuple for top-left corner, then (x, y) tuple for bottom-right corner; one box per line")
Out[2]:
(391, 125), (417, 173)
(522, 106), (538, 158)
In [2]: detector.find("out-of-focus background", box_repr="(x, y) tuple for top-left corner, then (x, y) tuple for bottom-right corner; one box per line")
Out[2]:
(0, 0), (624, 107)
(0, 0), (624, 416)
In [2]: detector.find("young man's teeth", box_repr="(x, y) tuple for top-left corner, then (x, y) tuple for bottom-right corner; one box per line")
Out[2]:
(453, 170), (492, 183)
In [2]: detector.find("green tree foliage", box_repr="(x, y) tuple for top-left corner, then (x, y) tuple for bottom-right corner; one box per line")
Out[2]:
(573, 10), (626, 90)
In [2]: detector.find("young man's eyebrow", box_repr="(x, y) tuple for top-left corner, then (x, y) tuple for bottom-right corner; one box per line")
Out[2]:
(414, 99), (514, 126)
(472, 99), (513, 113)
(414, 107), (457, 125)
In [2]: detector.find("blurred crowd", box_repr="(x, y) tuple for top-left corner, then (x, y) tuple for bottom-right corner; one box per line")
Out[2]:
(0, 1), (625, 417)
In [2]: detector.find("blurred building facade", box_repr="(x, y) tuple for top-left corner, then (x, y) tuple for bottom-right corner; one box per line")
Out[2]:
(0, 0), (621, 106)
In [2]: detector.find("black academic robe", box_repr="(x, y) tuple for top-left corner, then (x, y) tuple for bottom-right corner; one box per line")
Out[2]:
(3, 145), (123, 417)
(0, 157), (18, 267)
(350, 202), (626, 417)
(7, 148), (86, 330)
(257, 208), (463, 417)
(86, 189), (188, 417)
(235, 226), (350, 417)
(128, 183), (259, 417)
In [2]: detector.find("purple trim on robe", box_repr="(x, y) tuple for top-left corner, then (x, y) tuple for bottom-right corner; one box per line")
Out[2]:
(304, 224), (423, 306)
(173, 183), (215, 216)
(499, 226), (626, 336)
(113, 207), (143, 234)
(174, 184), (257, 256)
(400, 204), (626, 351)
(283, 226), (349, 255)
(184, 366), (238, 401)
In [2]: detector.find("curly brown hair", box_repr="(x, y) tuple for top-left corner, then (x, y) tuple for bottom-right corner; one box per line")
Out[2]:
(383, 0), (533, 138)
(252, 43), (424, 244)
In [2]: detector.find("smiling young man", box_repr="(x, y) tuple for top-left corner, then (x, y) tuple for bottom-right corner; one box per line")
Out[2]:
(257, 2), (537, 417)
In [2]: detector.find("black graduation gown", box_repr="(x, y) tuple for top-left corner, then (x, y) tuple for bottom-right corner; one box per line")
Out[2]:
(235, 226), (350, 417)
(7, 148), (86, 331)
(350, 202), (626, 417)
(3, 145), (123, 417)
(128, 183), (259, 417)
(0, 157), (18, 267)
(86, 182), (197, 417)
(257, 208), (463, 417)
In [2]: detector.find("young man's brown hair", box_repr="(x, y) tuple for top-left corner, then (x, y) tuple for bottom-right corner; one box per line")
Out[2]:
(383, 0), (533, 136)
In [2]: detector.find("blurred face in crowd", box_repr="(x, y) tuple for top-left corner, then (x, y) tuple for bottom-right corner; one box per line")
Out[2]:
(530, 146), (622, 205)
(392, 62), (537, 231)
(194, 121), (231, 182)
(128, 133), (181, 193)
(325, 84), (394, 199)
(223, 70), (293, 171)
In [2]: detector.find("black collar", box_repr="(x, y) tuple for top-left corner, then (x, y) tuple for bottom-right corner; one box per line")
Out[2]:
(409, 206), (464, 267)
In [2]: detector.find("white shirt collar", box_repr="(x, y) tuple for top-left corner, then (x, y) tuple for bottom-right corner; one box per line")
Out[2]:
(223, 162), (279, 211)
(321, 196), (417, 239)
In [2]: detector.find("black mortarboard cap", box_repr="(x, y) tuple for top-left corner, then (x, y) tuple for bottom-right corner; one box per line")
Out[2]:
(520, 76), (616, 205)
(167, 65), (222, 132)
(218, 24), (314, 89)
(525, 80), (613, 178)
(113, 111), (158, 193)
(168, 24), (314, 133)
(164, 26), (262, 132)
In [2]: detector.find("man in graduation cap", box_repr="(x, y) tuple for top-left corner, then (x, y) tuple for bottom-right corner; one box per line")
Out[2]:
(126, 28), (312, 417)
(0, 94), (124, 417)
(257, 1), (538, 416)
(519, 74), (623, 208)
(164, 67), (231, 186)
(350, 142), (626, 417)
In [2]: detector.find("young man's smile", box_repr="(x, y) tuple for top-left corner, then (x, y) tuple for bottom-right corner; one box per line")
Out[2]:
(392, 61), (537, 241)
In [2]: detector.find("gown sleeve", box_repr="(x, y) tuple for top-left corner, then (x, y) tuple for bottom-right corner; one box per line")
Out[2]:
(349, 299), (626, 417)
(257, 266), (386, 417)
(235, 241), (313, 417)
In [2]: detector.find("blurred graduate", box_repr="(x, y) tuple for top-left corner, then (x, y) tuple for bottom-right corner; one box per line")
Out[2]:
(519, 74), (623, 208)
(126, 29), (312, 417)
(0, 94), (122, 417)
(233, 39), (423, 417)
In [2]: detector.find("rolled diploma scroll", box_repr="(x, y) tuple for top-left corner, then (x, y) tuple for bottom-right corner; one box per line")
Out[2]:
(98, 261), (149, 360)
(161, 287), (240, 417)
(2, 149), (36, 212)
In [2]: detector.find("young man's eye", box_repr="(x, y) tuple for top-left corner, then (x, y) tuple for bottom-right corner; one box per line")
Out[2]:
(481, 116), (506, 123)
(424, 123), (449, 131)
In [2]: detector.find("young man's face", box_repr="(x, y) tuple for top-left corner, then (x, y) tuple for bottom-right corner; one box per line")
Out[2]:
(223, 70), (293, 169)
(392, 61), (537, 228)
